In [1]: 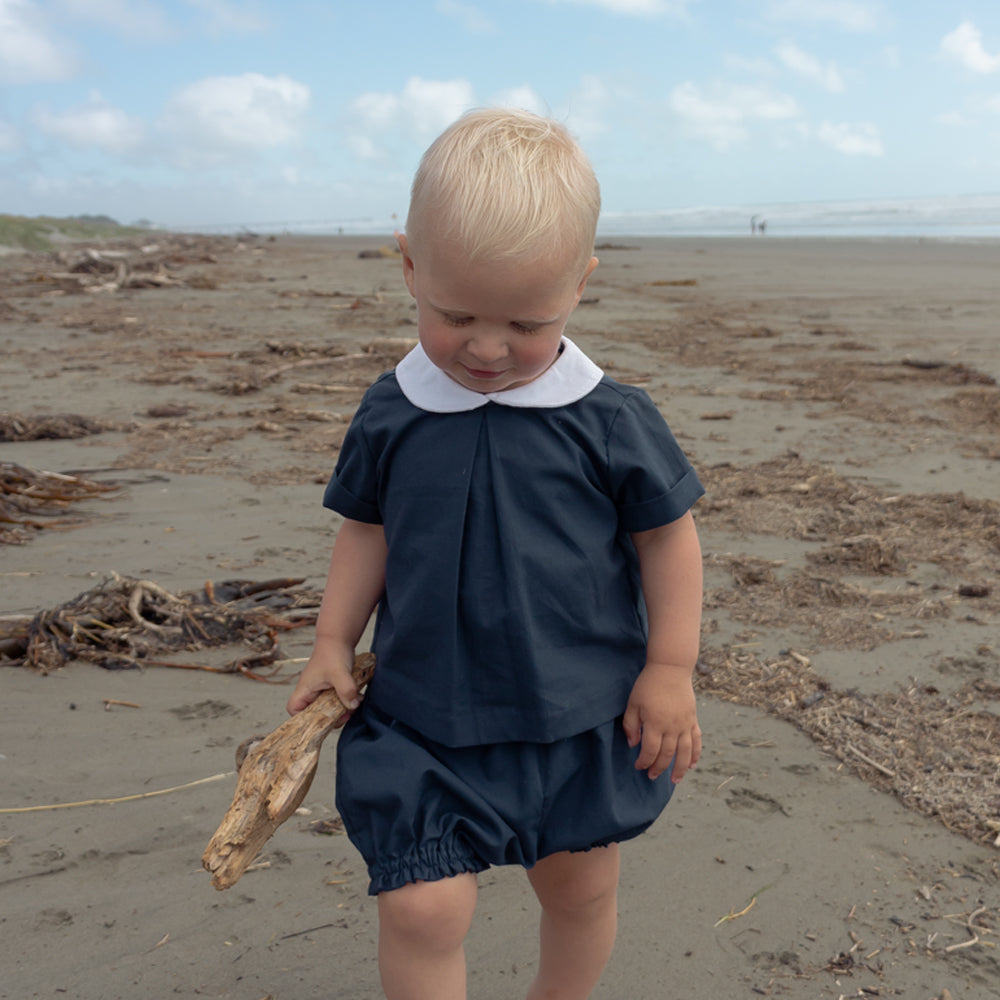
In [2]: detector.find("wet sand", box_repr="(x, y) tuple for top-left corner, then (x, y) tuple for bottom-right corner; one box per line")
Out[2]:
(1, 234), (998, 999)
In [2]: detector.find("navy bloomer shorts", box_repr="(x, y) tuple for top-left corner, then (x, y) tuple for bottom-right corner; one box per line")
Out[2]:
(334, 702), (676, 896)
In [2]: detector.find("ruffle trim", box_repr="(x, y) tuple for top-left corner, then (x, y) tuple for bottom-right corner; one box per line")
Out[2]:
(367, 837), (489, 896)
(567, 819), (658, 855)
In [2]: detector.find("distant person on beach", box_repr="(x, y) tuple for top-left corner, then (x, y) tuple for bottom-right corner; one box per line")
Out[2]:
(287, 108), (705, 1000)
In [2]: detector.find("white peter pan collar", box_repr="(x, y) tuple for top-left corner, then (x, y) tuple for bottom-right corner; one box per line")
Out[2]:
(395, 337), (604, 413)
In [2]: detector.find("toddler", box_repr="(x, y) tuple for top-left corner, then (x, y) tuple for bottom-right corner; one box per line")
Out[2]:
(288, 108), (705, 1000)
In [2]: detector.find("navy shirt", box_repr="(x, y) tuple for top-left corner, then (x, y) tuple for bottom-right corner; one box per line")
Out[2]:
(324, 340), (704, 747)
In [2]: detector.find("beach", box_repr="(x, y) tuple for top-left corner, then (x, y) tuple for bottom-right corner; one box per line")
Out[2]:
(1, 234), (998, 999)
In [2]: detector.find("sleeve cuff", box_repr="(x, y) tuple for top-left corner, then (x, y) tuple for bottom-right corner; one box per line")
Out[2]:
(323, 476), (382, 524)
(619, 468), (704, 533)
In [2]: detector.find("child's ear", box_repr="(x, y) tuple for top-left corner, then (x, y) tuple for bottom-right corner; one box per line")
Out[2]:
(575, 256), (599, 299)
(397, 233), (416, 297)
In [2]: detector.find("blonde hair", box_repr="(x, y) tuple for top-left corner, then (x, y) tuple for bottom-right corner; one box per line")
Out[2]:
(406, 108), (601, 271)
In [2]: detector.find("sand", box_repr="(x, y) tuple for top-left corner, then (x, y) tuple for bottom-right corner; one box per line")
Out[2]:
(1, 234), (998, 999)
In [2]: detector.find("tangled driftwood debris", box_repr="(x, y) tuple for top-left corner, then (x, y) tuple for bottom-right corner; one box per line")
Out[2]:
(38, 249), (180, 294)
(0, 413), (120, 442)
(1, 462), (120, 545)
(202, 652), (375, 890)
(696, 648), (1000, 848)
(0, 573), (323, 674)
(9, 234), (245, 297)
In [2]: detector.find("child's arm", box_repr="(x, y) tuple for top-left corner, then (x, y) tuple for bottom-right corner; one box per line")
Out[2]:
(623, 510), (703, 781)
(286, 518), (387, 717)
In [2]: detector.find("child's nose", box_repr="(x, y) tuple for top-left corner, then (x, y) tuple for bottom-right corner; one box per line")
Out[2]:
(467, 330), (509, 363)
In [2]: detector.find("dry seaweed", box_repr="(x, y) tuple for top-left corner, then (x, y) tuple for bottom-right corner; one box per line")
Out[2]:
(0, 573), (323, 675)
(11, 236), (243, 295)
(0, 412), (119, 442)
(1, 462), (120, 544)
(699, 458), (997, 655)
(698, 455), (1000, 577)
(704, 555), (953, 651)
(697, 450), (999, 848)
(696, 648), (1000, 847)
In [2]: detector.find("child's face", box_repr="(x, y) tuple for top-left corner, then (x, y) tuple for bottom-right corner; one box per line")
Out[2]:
(399, 233), (598, 394)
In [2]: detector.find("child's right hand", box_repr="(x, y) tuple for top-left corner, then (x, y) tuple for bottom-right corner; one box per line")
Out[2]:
(286, 642), (361, 719)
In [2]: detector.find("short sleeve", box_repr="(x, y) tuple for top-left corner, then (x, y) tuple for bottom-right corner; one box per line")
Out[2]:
(607, 390), (704, 533)
(323, 398), (383, 524)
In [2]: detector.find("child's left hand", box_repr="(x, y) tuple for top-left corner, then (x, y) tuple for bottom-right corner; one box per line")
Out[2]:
(623, 663), (702, 781)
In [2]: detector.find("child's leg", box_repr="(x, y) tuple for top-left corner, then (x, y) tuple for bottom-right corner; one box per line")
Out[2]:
(525, 844), (620, 1000)
(377, 873), (478, 1000)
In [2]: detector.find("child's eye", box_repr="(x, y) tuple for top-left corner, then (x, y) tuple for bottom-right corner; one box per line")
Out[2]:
(512, 322), (539, 334)
(443, 314), (473, 327)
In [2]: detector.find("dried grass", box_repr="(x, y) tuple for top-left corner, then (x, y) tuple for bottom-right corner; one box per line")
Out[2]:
(699, 455), (1000, 580)
(696, 648), (1000, 848)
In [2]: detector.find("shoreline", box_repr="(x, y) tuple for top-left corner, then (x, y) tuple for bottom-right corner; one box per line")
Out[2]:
(5, 230), (1000, 260)
(175, 230), (1000, 243)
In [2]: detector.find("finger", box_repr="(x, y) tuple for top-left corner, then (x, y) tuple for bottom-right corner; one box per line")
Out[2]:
(668, 742), (690, 782)
(668, 731), (699, 782)
(674, 727), (702, 777)
(622, 703), (641, 748)
(689, 727), (703, 769)
(636, 726), (668, 775)
(648, 734), (680, 780)
(286, 682), (326, 716)
(332, 673), (360, 711)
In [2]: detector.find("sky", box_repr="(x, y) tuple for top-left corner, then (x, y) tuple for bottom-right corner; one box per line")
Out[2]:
(2, 0), (1000, 231)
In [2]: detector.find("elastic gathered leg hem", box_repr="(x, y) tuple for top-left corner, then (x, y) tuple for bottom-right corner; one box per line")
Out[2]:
(368, 840), (489, 896)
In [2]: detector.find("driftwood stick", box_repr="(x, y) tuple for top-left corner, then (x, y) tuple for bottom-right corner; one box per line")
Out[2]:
(201, 652), (375, 890)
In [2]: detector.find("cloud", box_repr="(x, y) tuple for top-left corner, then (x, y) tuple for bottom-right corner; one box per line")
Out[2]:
(670, 81), (799, 149)
(935, 89), (1000, 127)
(350, 77), (477, 159)
(817, 120), (883, 156)
(0, 120), (21, 153)
(776, 42), (845, 92)
(34, 92), (146, 154)
(562, 75), (622, 142)
(183, 0), (268, 34)
(766, 0), (880, 32)
(724, 53), (778, 77)
(0, 0), (77, 82)
(492, 84), (548, 115)
(935, 110), (967, 127)
(160, 73), (310, 166)
(435, 0), (496, 33)
(543, 0), (692, 16)
(941, 22), (1000, 75)
(55, 0), (173, 40)
(881, 45), (901, 70)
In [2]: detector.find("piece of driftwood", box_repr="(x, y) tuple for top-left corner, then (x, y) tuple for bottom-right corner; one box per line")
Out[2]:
(202, 652), (375, 890)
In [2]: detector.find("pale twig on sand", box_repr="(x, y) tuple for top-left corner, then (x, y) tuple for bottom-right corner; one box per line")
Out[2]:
(714, 883), (774, 927)
(0, 772), (233, 813)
